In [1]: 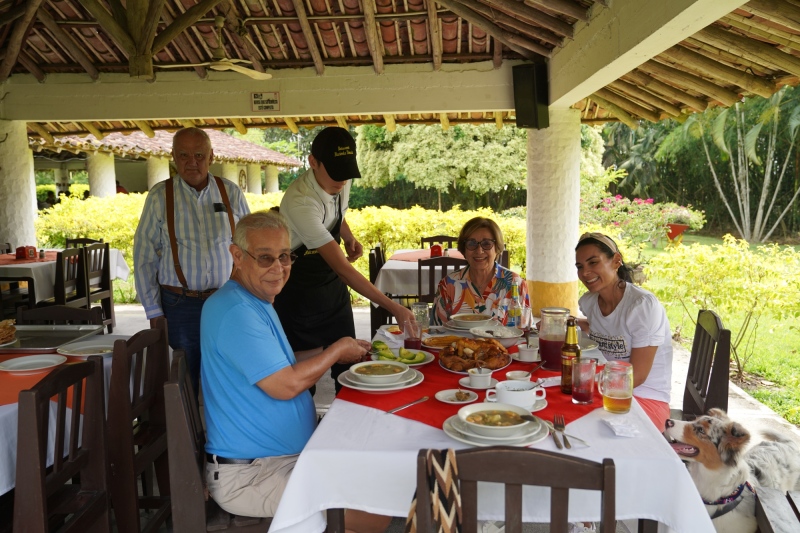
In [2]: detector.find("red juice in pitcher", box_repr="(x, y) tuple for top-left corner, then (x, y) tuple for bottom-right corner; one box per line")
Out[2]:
(539, 338), (564, 370)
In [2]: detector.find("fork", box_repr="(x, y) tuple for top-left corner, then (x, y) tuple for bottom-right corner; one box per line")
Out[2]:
(554, 414), (571, 449)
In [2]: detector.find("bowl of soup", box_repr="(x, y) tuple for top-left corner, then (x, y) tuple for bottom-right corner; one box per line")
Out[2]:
(457, 402), (531, 438)
(349, 361), (410, 385)
(451, 313), (494, 329)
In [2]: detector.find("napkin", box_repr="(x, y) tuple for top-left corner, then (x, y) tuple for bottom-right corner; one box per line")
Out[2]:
(539, 376), (562, 388)
(378, 329), (404, 348)
(602, 416), (640, 437)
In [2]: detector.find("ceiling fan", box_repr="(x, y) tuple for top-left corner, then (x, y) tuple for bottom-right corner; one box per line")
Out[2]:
(155, 16), (272, 80)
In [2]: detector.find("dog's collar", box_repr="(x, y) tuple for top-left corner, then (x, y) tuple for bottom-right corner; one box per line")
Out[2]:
(704, 481), (756, 519)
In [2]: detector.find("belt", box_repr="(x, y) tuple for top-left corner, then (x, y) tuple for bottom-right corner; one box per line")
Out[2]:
(206, 453), (254, 465)
(161, 285), (218, 299)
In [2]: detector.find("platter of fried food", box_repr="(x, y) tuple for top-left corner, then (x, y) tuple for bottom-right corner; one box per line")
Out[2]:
(439, 338), (511, 374)
(421, 335), (465, 350)
(0, 319), (16, 347)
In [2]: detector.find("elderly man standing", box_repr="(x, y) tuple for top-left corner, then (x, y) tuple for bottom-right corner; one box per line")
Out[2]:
(134, 127), (249, 392)
(201, 211), (390, 532)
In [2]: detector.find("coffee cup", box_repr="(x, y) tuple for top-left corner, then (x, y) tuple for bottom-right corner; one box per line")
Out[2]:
(505, 370), (531, 381)
(467, 367), (493, 388)
(516, 342), (540, 362)
(486, 380), (546, 408)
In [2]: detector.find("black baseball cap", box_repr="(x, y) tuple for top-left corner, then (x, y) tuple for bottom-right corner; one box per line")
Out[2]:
(310, 127), (361, 182)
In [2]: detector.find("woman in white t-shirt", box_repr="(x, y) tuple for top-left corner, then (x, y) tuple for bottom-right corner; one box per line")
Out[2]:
(575, 232), (673, 429)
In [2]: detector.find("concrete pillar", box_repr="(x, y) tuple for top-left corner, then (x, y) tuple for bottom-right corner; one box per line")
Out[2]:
(221, 162), (238, 187)
(147, 157), (170, 190)
(54, 167), (70, 196)
(526, 108), (581, 315)
(0, 120), (37, 248)
(246, 163), (262, 194)
(264, 165), (279, 193)
(87, 152), (116, 198)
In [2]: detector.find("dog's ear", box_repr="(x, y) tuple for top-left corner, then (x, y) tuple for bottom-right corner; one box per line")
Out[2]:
(719, 422), (750, 467)
(707, 408), (729, 420)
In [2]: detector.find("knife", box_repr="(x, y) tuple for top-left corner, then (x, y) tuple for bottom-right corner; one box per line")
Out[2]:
(386, 396), (428, 414)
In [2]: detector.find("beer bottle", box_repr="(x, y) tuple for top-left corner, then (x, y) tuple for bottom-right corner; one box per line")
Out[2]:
(507, 284), (521, 327)
(560, 316), (582, 394)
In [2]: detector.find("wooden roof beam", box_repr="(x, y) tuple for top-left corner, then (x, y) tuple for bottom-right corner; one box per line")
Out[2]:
(29, 122), (55, 144)
(638, 59), (740, 107)
(460, 0), (564, 48)
(694, 25), (800, 79)
(484, 0), (573, 38)
(427, 0), (442, 70)
(289, 0), (326, 75)
(222, 10), (266, 74)
(0, 4), (27, 28)
(723, 13), (800, 55)
(231, 119), (248, 135)
(17, 52), (45, 83)
(495, 112), (504, 129)
(0, 0), (44, 83)
(595, 88), (660, 122)
(336, 116), (348, 129)
(79, 121), (105, 140)
(383, 114), (396, 132)
(524, 0), (589, 22)
(589, 94), (638, 129)
(362, 0), (385, 74)
(152, 0), (227, 54)
(37, 8), (100, 80)
(133, 120), (156, 138)
(159, 9), (207, 79)
(624, 70), (707, 112)
(660, 45), (775, 98)
(284, 118), (299, 134)
(743, 0), (800, 34)
(608, 79), (681, 117)
(440, 113), (450, 131)
(685, 37), (775, 77)
(79, 0), (136, 54)
(178, 119), (196, 129)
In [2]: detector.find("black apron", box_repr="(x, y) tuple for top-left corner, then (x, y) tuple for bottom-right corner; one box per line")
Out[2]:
(274, 195), (356, 353)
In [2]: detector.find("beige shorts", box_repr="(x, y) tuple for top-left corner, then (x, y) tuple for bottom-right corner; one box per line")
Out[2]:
(206, 454), (298, 517)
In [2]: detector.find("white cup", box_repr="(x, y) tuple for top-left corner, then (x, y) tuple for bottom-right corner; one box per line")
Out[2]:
(505, 370), (531, 381)
(516, 342), (540, 362)
(467, 367), (493, 388)
(486, 380), (546, 408)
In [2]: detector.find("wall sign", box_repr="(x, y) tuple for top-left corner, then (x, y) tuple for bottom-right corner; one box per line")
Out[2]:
(251, 92), (280, 112)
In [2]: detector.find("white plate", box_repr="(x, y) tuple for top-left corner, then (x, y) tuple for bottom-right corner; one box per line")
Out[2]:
(435, 389), (479, 404)
(485, 397), (548, 413)
(440, 357), (511, 376)
(443, 320), (477, 332)
(348, 367), (417, 387)
(0, 354), (67, 375)
(0, 338), (17, 348)
(510, 352), (541, 363)
(370, 348), (434, 367)
(453, 413), (541, 441)
(378, 324), (404, 336)
(458, 377), (498, 390)
(338, 369), (424, 393)
(421, 334), (472, 351)
(580, 339), (599, 351)
(443, 415), (549, 447)
(57, 335), (128, 358)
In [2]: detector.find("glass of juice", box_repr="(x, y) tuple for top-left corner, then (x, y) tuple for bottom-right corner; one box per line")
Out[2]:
(571, 358), (596, 404)
(403, 319), (422, 350)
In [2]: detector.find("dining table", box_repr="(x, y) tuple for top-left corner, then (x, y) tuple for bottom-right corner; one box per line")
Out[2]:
(0, 331), (123, 496)
(374, 248), (464, 297)
(269, 332), (714, 533)
(0, 248), (130, 303)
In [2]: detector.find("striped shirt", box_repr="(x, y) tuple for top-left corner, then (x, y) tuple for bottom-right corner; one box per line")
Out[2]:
(133, 174), (250, 319)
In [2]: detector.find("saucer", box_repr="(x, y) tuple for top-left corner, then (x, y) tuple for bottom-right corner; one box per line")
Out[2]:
(442, 415), (549, 447)
(484, 397), (547, 413)
(458, 377), (497, 390)
(435, 389), (479, 404)
(511, 352), (541, 363)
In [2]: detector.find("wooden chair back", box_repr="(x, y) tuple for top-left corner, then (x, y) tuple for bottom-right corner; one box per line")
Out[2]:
(677, 309), (731, 420)
(0, 276), (35, 320)
(498, 249), (509, 268)
(165, 351), (271, 532)
(53, 247), (89, 308)
(369, 246), (394, 337)
(13, 356), (111, 533)
(107, 318), (171, 533)
(17, 304), (104, 326)
(415, 447), (615, 533)
(66, 237), (103, 248)
(84, 242), (115, 333)
(420, 235), (458, 249)
(417, 256), (468, 304)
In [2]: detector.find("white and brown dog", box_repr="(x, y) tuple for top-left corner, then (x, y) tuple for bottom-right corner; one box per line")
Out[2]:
(664, 409), (800, 533)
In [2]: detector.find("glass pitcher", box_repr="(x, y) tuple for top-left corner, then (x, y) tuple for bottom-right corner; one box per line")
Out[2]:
(598, 361), (634, 414)
(538, 307), (570, 370)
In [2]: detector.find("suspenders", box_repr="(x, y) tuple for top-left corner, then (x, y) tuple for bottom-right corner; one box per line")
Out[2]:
(164, 176), (235, 289)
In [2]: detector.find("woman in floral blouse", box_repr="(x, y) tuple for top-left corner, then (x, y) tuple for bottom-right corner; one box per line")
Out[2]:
(432, 217), (529, 326)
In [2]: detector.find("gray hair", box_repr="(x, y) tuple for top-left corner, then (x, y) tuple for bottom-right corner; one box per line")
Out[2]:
(172, 127), (211, 151)
(233, 210), (290, 250)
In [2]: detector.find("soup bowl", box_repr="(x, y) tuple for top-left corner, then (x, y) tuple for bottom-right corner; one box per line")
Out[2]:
(349, 361), (410, 385)
(451, 313), (494, 328)
(457, 402), (531, 438)
(469, 326), (524, 348)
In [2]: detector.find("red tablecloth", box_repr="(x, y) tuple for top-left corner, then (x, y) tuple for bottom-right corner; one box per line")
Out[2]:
(0, 252), (58, 266)
(337, 352), (603, 428)
(389, 249), (465, 262)
(0, 351), (83, 406)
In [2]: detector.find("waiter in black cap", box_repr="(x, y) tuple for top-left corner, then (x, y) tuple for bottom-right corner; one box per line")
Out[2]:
(274, 127), (414, 389)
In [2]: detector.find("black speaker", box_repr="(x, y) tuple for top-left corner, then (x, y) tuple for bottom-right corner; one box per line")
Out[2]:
(513, 63), (549, 129)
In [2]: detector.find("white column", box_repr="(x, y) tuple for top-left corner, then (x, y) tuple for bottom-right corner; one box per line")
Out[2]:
(246, 163), (262, 194)
(147, 157), (170, 189)
(87, 152), (116, 198)
(54, 167), (70, 196)
(221, 162), (238, 185)
(0, 120), (36, 247)
(264, 165), (279, 193)
(526, 108), (581, 315)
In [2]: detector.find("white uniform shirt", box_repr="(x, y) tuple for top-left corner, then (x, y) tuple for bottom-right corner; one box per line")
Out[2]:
(280, 168), (351, 251)
(579, 283), (673, 403)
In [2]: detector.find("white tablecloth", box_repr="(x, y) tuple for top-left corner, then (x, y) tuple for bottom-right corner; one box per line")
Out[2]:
(374, 249), (461, 296)
(270, 399), (714, 533)
(0, 248), (130, 302)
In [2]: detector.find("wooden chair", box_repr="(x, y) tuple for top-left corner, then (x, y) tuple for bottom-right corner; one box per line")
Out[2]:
(107, 318), (171, 533)
(670, 309), (731, 421)
(17, 304), (104, 326)
(420, 235), (458, 249)
(66, 237), (103, 248)
(84, 242), (115, 333)
(41, 247), (89, 309)
(498, 249), (510, 268)
(13, 356), (111, 533)
(415, 447), (615, 533)
(0, 276), (35, 320)
(369, 246), (393, 337)
(417, 256), (468, 304)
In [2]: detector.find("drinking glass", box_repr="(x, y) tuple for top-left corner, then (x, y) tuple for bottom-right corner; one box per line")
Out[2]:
(519, 306), (532, 332)
(598, 361), (634, 413)
(571, 358), (596, 405)
(403, 319), (422, 349)
(411, 302), (430, 327)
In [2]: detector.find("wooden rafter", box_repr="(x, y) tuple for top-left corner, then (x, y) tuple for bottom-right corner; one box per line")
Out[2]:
(0, 0), (44, 83)
(159, 9), (207, 79)
(289, 0), (326, 75)
(460, 0), (563, 48)
(284, 117), (299, 133)
(361, 0), (385, 74)
(231, 118), (248, 134)
(608, 79), (681, 117)
(624, 70), (708, 112)
(723, 13), (800, 55)
(427, 0), (442, 70)
(28, 122), (55, 144)
(37, 8), (100, 80)
(440, 113), (450, 130)
(152, 0), (227, 54)
(383, 114), (396, 131)
(133, 120), (156, 137)
(0, 4), (28, 28)
(178, 119), (196, 128)
(482, 0), (573, 38)
(595, 87), (660, 122)
(639, 59), (740, 106)
(80, 121), (105, 139)
(492, 36), (502, 69)
(78, 0), (136, 54)
(524, 0), (589, 22)
(589, 94), (637, 129)
(223, 10), (266, 73)
(744, 0), (800, 34)
(694, 25), (800, 78)
(495, 111), (504, 129)
(17, 51), (45, 82)
(336, 116), (348, 129)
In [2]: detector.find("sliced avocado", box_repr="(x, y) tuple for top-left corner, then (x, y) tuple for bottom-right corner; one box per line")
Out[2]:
(378, 349), (397, 360)
(372, 340), (390, 351)
(398, 347), (414, 359)
(401, 352), (426, 364)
